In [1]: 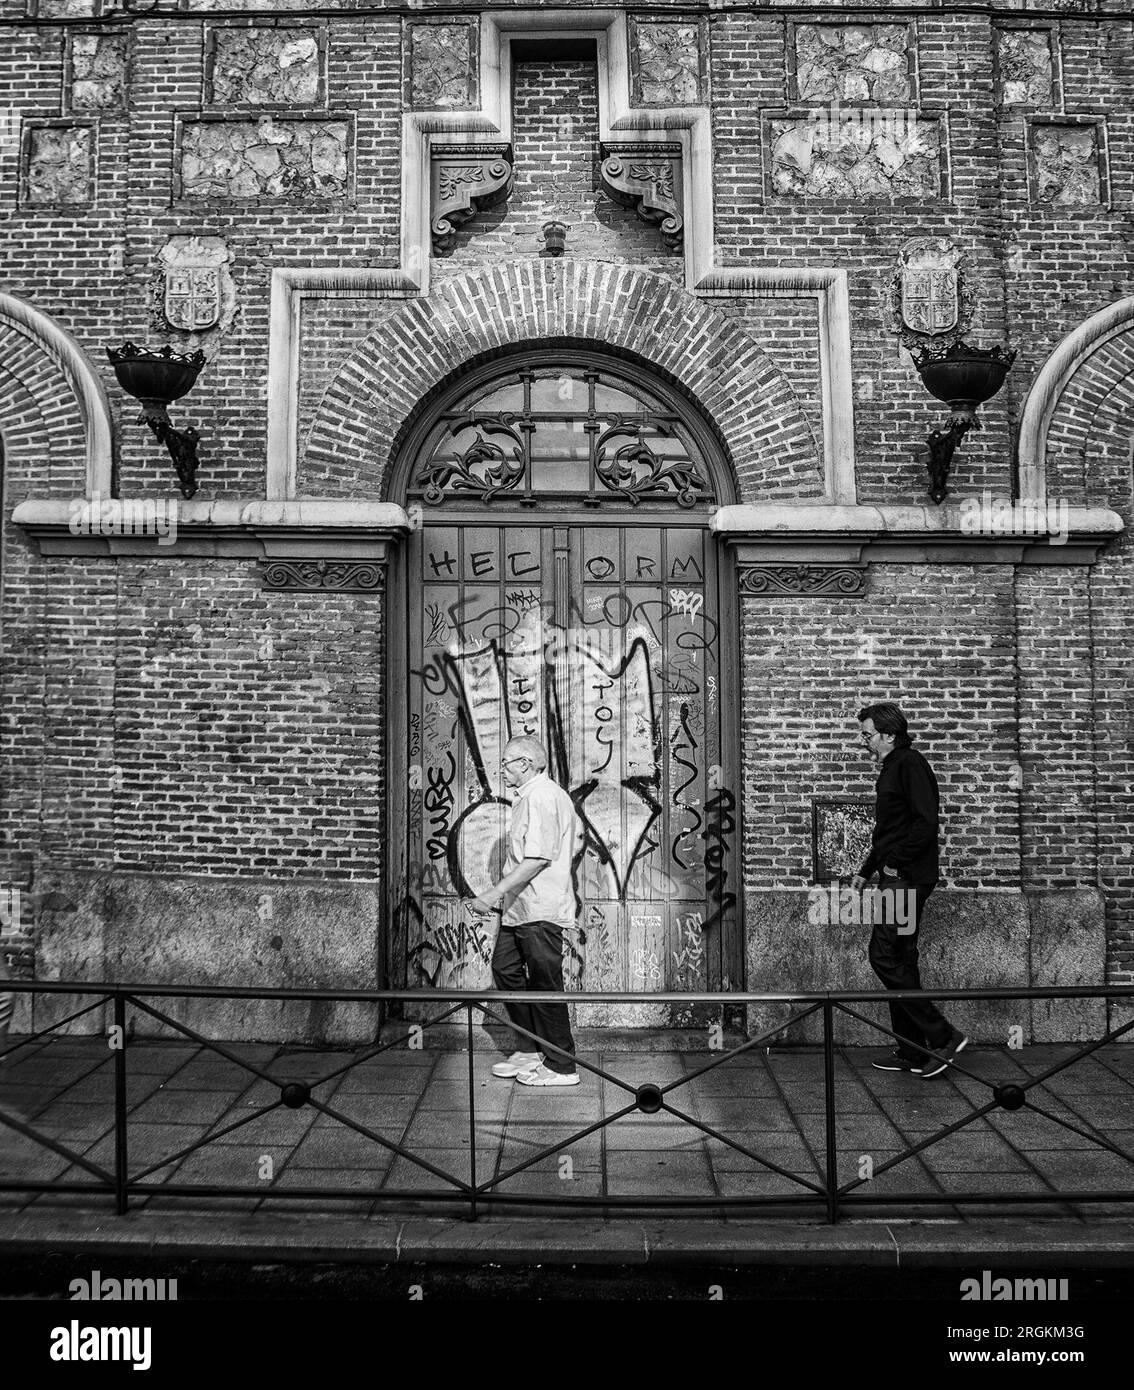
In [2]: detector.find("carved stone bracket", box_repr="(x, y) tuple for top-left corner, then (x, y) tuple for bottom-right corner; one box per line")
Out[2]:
(261, 559), (386, 592)
(430, 142), (513, 253)
(599, 142), (683, 253)
(738, 564), (868, 597)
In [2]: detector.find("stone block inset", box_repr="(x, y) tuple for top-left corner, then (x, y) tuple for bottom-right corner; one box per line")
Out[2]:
(178, 117), (349, 200)
(1029, 121), (1103, 206)
(22, 123), (94, 205)
(407, 20), (477, 110)
(793, 23), (912, 105)
(631, 19), (705, 105)
(770, 112), (940, 199)
(997, 29), (1055, 107)
(32, 0), (98, 15)
(209, 26), (322, 107)
(67, 33), (129, 112)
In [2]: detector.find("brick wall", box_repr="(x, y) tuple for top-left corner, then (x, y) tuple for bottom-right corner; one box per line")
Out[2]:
(1, 2), (1132, 1018)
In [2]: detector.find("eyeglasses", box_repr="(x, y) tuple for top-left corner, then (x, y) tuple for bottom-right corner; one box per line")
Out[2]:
(860, 731), (881, 741)
(502, 756), (529, 768)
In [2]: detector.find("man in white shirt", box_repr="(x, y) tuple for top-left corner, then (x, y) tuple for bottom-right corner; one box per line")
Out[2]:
(466, 735), (582, 1087)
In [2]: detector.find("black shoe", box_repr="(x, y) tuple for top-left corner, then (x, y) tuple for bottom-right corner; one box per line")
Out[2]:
(921, 1033), (969, 1079)
(871, 1051), (923, 1073)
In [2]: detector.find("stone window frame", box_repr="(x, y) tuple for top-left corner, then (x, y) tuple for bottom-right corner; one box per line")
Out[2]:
(992, 22), (1063, 113)
(785, 16), (920, 107)
(402, 14), (480, 111)
(18, 117), (98, 210)
(63, 28), (132, 116)
(1024, 114), (1110, 211)
(760, 107), (951, 204)
(170, 111), (357, 207)
(202, 20), (330, 113)
(627, 14), (709, 108)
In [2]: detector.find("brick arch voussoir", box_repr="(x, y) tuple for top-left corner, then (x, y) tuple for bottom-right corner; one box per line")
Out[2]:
(302, 263), (822, 500)
(1046, 329), (1134, 498)
(0, 354), (85, 501)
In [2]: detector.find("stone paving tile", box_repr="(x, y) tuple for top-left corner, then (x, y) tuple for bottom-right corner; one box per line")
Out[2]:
(713, 1170), (818, 1198)
(202, 1108), (320, 1147)
(694, 1097), (796, 1128)
(602, 1120), (706, 1152)
(164, 1144), (280, 1185)
(127, 1090), (235, 1124)
(702, 1132), (818, 1170)
(889, 1132), (1031, 1171)
(606, 1150), (711, 1188)
(500, 1122), (602, 1157)
(115, 1044), (200, 1068)
(1025, 1151), (1134, 1188)
(14, 1103), (115, 1143)
(384, 1151), (473, 1190)
(288, 1129), (398, 1169)
(677, 1068), (785, 1097)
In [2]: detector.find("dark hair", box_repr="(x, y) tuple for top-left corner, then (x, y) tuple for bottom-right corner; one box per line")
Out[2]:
(858, 702), (912, 748)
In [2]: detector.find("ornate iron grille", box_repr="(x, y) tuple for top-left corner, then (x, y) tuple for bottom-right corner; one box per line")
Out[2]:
(410, 367), (713, 508)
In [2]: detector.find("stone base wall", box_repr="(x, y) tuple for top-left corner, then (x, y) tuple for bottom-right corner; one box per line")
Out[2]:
(745, 888), (1108, 1047)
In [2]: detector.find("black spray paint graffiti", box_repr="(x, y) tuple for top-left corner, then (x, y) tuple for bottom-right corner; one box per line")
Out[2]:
(407, 580), (732, 986)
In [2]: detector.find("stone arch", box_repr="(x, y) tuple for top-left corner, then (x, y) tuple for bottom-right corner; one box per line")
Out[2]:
(0, 294), (113, 499)
(1018, 296), (1134, 501)
(300, 261), (824, 504)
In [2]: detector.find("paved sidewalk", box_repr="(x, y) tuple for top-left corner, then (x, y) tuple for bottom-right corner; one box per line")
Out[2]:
(2, 1034), (1133, 1260)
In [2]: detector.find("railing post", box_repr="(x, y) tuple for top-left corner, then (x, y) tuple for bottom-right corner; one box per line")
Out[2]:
(822, 1000), (838, 1224)
(467, 1003), (478, 1223)
(113, 992), (128, 1215)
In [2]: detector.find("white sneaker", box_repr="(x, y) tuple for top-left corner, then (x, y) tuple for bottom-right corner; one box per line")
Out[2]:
(515, 1064), (580, 1087)
(491, 1050), (543, 1079)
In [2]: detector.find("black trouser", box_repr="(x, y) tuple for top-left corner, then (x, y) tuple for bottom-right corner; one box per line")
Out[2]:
(867, 877), (954, 1065)
(491, 919), (576, 1074)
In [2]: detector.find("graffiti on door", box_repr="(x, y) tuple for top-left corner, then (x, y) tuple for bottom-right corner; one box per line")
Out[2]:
(401, 526), (734, 1014)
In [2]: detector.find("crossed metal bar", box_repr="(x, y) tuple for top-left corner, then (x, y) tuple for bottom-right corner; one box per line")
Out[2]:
(1, 981), (1132, 1221)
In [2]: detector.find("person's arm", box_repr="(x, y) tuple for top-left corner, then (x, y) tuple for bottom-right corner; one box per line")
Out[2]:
(468, 857), (550, 915)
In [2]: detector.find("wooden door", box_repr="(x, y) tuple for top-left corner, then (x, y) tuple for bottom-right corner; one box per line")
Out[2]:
(395, 520), (737, 1027)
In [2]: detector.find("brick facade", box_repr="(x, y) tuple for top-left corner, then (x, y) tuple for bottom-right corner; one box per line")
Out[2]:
(1, 3), (1131, 1041)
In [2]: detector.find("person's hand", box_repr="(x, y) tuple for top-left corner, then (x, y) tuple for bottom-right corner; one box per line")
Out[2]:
(466, 894), (501, 916)
(882, 865), (902, 878)
(850, 875), (867, 892)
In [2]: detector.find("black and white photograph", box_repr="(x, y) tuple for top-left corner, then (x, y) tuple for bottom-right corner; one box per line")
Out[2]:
(0, 0), (1131, 1361)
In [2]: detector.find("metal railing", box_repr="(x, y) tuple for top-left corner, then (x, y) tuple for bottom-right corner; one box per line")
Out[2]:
(1, 980), (1132, 1221)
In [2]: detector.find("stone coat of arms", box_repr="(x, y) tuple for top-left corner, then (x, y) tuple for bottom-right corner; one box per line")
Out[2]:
(153, 235), (236, 339)
(891, 238), (972, 353)
(164, 265), (221, 332)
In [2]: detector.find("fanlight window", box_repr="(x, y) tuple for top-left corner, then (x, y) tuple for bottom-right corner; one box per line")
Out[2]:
(410, 365), (714, 507)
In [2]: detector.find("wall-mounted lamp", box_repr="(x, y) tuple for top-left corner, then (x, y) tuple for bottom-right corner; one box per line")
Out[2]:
(912, 341), (1016, 504)
(106, 343), (206, 499)
(541, 219), (568, 257)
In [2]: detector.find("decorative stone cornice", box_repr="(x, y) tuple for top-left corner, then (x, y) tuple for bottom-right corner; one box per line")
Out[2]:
(11, 498), (412, 559)
(260, 559), (385, 591)
(599, 141), (683, 252)
(738, 564), (868, 596)
(713, 503), (1124, 566)
(430, 142), (513, 253)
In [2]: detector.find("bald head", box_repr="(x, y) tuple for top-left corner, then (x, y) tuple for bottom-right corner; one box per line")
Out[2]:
(503, 736), (548, 773)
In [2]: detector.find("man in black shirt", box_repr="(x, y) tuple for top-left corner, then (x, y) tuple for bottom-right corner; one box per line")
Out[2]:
(852, 703), (968, 1078)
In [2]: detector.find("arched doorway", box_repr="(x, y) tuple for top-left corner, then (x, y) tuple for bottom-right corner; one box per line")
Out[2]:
(386, 348), (741, 1027)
